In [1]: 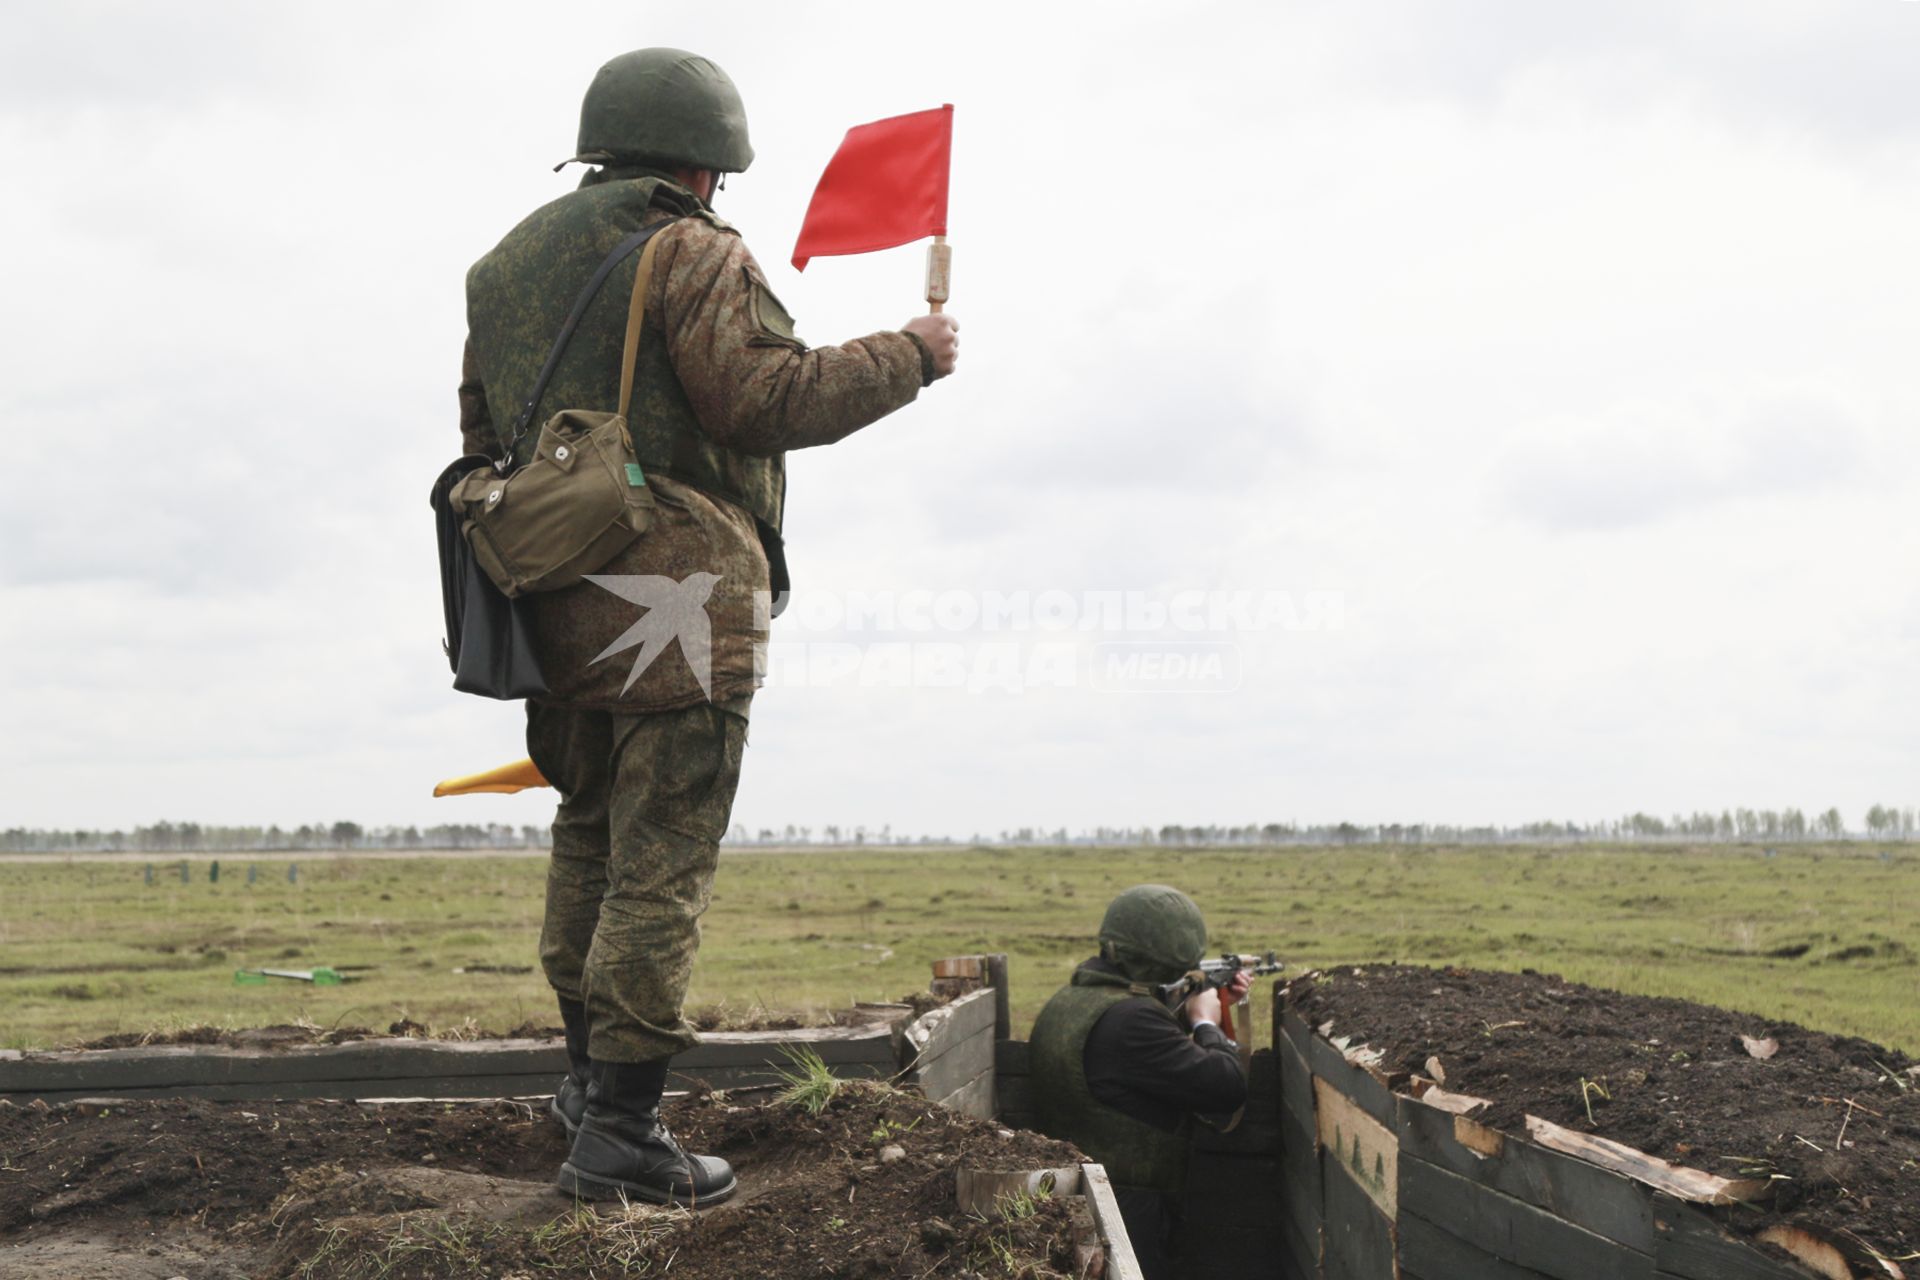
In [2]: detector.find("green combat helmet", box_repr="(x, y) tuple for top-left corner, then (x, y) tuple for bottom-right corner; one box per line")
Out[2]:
(564, 47), (754, 174)
(1098, 884), (1208, 985)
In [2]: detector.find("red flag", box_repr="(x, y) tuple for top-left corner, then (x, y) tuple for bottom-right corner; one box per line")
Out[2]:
(791, 105), (952, 271)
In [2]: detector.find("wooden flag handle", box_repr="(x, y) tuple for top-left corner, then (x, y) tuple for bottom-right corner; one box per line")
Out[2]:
(925, 235), (951, 313)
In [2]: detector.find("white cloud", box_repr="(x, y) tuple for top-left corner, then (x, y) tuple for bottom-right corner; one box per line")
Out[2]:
(1493, 391), (1868, 531)
(3, 1), (1919, 833)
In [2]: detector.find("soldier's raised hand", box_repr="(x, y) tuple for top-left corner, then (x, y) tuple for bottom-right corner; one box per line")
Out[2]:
(903, 313), (959, 379)
(1184, 986), (1224, 1028)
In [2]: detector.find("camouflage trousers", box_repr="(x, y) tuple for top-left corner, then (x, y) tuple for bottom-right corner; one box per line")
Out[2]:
(526, 696), (750, 1064)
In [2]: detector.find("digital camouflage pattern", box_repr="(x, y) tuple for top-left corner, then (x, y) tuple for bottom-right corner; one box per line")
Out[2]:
(466, 174), (786, 529)
(570, 48), (754, 173)
(1098, 884), (1209, 985)
(527, 695), (750, 1063)
(459, 168), (928, 712)
(1029, 975), (1193, 1196)
(461, 132), (931, 1064)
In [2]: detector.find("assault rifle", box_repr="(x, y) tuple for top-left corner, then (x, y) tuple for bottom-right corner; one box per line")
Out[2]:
(1156, 951), (1284, 1042)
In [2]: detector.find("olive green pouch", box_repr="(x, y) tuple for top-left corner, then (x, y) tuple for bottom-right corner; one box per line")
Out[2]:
(453, 409), (654, 597)
(454, 222), (674, 598)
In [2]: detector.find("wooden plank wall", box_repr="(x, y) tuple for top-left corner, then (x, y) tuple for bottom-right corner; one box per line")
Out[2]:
(1277, 1013), (1324, 1280)
(995, 1039), (1035, 1131)
(902, 987), (998, 1119)
(1274, 988), (1822, 1280)
(0, 979), (997, 1113)
(1184, 1049), (1285, 1277)
(0, 1022), (901, 1104)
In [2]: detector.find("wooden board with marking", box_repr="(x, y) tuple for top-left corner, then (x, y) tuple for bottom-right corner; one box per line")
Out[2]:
(1309, 1032), (1397, 1126)
(1315, 1075), (1398, 1218)
(1321, 1155), (1397, 1280)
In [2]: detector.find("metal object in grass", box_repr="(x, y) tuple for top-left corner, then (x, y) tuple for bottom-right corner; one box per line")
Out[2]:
(233, 967), (346, 986)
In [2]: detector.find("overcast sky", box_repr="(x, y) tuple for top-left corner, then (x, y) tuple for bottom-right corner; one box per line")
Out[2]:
(2, 1), (1915, 836)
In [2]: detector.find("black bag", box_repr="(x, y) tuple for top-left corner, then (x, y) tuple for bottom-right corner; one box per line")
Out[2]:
(431, 220), (681, 700)
(433, 455), (548, 700)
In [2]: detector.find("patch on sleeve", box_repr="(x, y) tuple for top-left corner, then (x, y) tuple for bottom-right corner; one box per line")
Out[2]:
(742, 263), (808, 352)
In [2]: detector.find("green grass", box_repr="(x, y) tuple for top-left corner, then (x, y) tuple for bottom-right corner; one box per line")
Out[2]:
(1, 843), (1915, 1054)
(774, 1043), (842, 1114)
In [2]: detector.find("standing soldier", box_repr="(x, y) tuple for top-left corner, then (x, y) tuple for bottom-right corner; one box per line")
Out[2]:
(459, 47), (959, 1206)
(1029, 886), (1250, 1278)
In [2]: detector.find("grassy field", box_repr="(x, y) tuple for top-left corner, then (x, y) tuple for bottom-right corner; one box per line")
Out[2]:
(1, 843), (1915, 1055)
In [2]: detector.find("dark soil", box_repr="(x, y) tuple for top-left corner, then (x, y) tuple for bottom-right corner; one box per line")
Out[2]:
(0, 1081), (1086, 1278)
(1289, 965), (1919, 1254)
(0, 1094), (566, 1239)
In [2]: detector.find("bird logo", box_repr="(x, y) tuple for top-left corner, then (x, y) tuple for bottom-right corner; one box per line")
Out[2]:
(583, 572), (721, 696)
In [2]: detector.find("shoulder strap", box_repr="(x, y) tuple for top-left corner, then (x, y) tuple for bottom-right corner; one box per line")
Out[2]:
(502, 217), (681, 468)
(616, 229), (670, 422)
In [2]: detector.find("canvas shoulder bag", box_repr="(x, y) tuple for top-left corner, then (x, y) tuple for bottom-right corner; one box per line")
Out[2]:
(451, 218), (680, 598)
(431, 453), (548, 700)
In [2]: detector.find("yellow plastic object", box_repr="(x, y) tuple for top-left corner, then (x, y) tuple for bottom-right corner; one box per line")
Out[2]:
(433, 757), (551, 797)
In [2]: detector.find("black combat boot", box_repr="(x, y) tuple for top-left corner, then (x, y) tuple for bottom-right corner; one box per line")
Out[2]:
(556, 1059), (738, 1207)
(550, 996), (591, 1136)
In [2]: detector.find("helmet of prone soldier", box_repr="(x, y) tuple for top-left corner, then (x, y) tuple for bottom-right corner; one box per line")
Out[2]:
(568, 47), (754, 174)
(1097, 884), (1208, 985)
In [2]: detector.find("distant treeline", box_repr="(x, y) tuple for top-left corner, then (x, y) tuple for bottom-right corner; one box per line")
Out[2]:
(0, 821), (546, 854)
(735, 805), (1919, 847)
(1117, 805), (1919, 846)
(4, 805), (1916, 854)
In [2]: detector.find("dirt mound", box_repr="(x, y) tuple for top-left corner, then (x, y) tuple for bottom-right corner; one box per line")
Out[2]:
(1, 1081), (1086, 1278)
(1290, 964), (1919, 1253)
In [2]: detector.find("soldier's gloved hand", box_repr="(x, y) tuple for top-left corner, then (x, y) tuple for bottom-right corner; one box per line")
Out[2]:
(1184, 986), (1224, 1028)
(903, 313), (960, 379)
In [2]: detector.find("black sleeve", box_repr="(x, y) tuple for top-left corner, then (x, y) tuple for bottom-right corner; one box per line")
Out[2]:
(1083, 998), (1248, 1132)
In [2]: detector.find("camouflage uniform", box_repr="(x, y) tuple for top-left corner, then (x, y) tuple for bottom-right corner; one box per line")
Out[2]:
(460, 167), (931, 1061)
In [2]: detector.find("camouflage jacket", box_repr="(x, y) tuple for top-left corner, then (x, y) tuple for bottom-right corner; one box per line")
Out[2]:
(459, 172), (933, 713)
